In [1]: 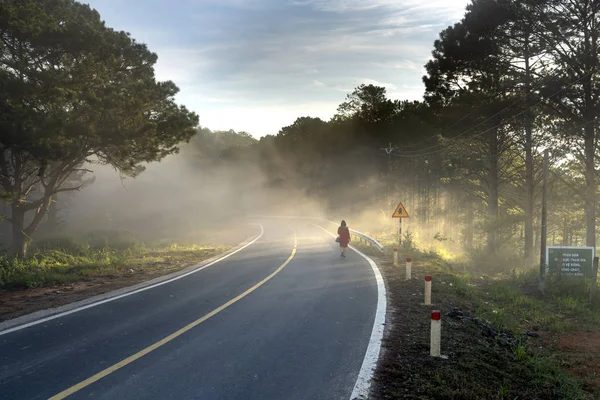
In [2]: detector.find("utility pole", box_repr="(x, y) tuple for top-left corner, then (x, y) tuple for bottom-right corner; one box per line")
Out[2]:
(540, 149), (549, 292)
(381, 143), (398, 206)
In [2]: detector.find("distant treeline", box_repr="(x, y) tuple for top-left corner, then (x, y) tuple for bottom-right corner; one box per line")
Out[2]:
(212, 0), (600, 265)
(2, 0), (599, 268)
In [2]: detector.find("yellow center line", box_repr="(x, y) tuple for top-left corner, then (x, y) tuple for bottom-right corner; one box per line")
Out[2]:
(49, 234), (298, 400)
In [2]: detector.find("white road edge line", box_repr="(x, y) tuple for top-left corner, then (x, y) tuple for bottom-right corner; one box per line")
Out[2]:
(0, 225), (265, 337)
(313, 224), (387, 400)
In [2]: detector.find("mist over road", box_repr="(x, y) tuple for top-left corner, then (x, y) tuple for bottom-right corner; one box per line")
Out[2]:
(0, 222), (379, 400)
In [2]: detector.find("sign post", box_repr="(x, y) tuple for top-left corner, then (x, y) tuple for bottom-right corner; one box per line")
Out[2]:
(392, 202), (409, 250)
(546, 246), (595, 278)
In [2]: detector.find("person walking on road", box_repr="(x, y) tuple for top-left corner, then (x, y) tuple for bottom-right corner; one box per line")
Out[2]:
(337, 220), (351, 258)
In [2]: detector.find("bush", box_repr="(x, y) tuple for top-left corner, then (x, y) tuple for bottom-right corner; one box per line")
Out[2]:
(32, 235), (91, 255)
(84, 230), (145, 251)
(0, 248), (130, 289)
(465, 246), (533, 275)
(32, 230), (147, 254)
(0, 231), (226, 289)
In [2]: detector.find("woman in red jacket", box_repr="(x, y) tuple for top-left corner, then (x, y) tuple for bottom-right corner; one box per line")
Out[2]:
(337, 220), (351, 258)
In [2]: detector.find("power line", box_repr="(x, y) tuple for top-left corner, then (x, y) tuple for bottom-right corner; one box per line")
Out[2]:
(397, 63), (570, 156)
(400, 61), (560, 152)
(396, 20), (593, 157)
(380, 142), (398, 202)
(390, 67), (596, 159)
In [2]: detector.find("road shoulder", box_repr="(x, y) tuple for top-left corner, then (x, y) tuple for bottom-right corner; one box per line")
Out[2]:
(0, 227), (263, 334)
(369, 252), (595, 399)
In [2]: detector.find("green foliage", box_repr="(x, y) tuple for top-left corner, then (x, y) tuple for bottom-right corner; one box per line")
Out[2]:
(0, 236), (226, 289)
(0, 0), (199, 256)
(335, 84), (397, 125)
(451, 274), (475, 298)
(183, 128), (257, 165)
(0, 249), (128, 289)
(464, 245), (533, 275)
(32, 231), (146, 254)
(512, 343), (528, 362)
(399, 231), (416, 253)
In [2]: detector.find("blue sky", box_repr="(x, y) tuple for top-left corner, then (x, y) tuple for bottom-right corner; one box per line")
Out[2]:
(85, 0), (470, 137)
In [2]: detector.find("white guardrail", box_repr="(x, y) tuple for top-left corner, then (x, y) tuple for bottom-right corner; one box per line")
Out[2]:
(248, 215), (386, 253)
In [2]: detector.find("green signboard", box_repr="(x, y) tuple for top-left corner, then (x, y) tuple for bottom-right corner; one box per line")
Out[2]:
(547, 246), (595, 278)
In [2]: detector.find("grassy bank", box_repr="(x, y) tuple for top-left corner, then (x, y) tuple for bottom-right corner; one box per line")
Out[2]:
(369, 244), (600, 399)
(0, 244), (227, 290)
(0, 231), (229, 289)
(0, 230), (235, 322)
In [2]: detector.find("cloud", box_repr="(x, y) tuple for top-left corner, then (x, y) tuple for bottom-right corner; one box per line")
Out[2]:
(292, 0), (467, 17)
(87, 0), (471, 137)
(393, 60), (422, 71)
(195, 102), (339, 136)
(360, 79), (397, 90)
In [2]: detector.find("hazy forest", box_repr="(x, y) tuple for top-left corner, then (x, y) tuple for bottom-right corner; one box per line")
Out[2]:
(1, 0), (599, 272)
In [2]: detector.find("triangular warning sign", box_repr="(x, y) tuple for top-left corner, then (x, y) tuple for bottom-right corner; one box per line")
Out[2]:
(392, 202), (409, 218)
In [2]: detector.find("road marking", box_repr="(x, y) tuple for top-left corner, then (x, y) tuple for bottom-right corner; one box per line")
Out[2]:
(0, 226), (265, 337)
(313, 224), (387, 400)
(49, 231), (298, 400)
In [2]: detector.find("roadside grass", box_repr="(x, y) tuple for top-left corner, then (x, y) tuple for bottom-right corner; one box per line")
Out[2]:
(334, 223), (599, 397)
(442, 268), (600, 335)
(370, 239), (599, 399)
(436, 273), (591, 399)
(374, 231), (600, 334)
(0, 234), (228, 289)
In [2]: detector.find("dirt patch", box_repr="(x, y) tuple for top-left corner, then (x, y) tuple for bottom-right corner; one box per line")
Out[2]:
(556, 331), (600, 352)
(549, 332), (600, 394)
(370, 258), (590, 400)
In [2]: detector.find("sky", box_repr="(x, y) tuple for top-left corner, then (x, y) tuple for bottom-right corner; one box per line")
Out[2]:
(85, 0), (471, 137)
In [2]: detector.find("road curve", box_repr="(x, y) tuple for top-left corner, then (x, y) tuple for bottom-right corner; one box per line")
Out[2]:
(0, 222), (379, 400)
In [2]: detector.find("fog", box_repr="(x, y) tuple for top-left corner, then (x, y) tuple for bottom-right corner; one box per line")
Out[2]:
(0, 131), (480, 262)
(34, 139), (330, 248)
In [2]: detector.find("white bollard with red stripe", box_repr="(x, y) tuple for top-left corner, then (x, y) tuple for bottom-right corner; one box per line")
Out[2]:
(393, 248), (398, 266)
(424, 275), (432, 305)
(405, 257), (412, 280)
(430, 310), (441, 357)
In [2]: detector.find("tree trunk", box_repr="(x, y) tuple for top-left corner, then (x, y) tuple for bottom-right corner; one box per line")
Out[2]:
(524, 140), (534, 258)
(563, 214), (568, 246)
(584, 122), (596, 248)
(465, 199), (474, 249)
(487, 130), (499, 255)
(47, 194), (58, 231)
(11, 203), (29, 258)
(523, 35), (535, 262)
(583, 5), (597, 248)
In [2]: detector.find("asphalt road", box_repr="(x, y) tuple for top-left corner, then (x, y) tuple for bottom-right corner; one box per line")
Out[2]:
(0, 222), (379, 400)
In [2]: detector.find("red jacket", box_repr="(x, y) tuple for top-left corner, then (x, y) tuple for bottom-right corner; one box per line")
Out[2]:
(338, 226), (351, 247)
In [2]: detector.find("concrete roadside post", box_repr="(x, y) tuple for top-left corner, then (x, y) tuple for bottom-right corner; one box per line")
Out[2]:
(406, 257), (412, 280)
(424, 275), (432, 305)
(393, 248), (398, 266)
(430, 310), (441, 357)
